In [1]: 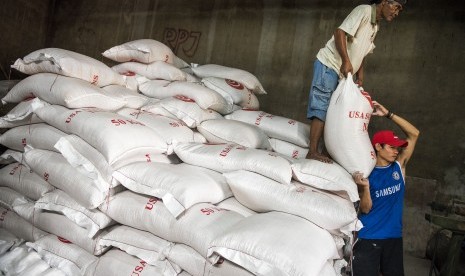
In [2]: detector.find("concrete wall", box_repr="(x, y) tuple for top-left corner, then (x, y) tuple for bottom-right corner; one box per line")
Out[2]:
(1, 1), (464, 197)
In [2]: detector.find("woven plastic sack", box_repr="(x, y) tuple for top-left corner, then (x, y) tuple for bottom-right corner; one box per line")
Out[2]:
(2, 73), (126, 110)
(12, 48), (125, 87)
(101, 84), (148, 109)
(0, 123), (66, 152)
(102, 39), (176, 64)
(112, 61), (188, 81)
(0, 207), (47, 242)
(215, 197), (257, 218)
(0, 98), (44, 128)
(201, 77), (260, 110)
(174, 142), (292, 184)
(225, 109), (310, 147)
(0, 187), (30, 210)
(325, 74), (376, 177)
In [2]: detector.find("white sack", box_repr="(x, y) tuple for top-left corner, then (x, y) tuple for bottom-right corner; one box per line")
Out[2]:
(86, 248), (173, 276)
(54, 134), (120, 189)
(2, 73), (127, 110)
(215, 197), (257, 217)
(0, 162), (55, 200)
(268, 138), (309, 159)
(0, 245), (66, 276)
(102, 39), (176, 64)
(324, 75), (376, 177)
(225, 109), (310, 147)
(0, 123), (66, 152)
(144, 96), (223, 128)
(0, 98), (44, 128)
(174, 142), (292, 184)
(291, 159), (360, 202)
(101, 84), (148, 108)
(0, 187), (30, 210)
(197, 119), (272, 150)
(99, 191), (244, 259)
(35, 189), (115, 238)
(139, 80), (233, 114)
(24, 149), (107, 209)
(208, 212), (340, 276)
(0, 207), (47, 242)
(113, 162), (232, 217)
(27, 234), (98, 276)
(201, 77), (260, 110)
(99, 224), (180, 274)
(112, 61), (187, 81)
(224, 170), (358, 231)
(12, 48), (125, 87)
(116, 108), (196, 150)
(191, 64), (266, 95)
(0, 228), (24, 255)
(30, 209), (109, 255)
(34, 104), (168, 168)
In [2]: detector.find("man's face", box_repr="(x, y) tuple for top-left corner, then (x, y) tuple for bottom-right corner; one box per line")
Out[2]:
(382, 0), (403, 22)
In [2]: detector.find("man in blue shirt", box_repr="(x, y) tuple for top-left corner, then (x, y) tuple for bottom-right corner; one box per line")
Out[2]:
(352, 100), (420, 275)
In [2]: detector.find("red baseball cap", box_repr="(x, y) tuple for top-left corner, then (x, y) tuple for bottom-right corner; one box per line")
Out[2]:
(372, 130), (408, 148)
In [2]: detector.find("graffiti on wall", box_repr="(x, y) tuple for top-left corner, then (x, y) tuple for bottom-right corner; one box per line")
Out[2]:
(162, 28), (201, 57)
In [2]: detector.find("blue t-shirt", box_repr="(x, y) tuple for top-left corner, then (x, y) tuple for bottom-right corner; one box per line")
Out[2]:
(358, 161), (405, 239)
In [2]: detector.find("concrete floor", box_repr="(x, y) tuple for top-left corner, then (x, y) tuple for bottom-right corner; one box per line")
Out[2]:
(405, 253), (432, 276)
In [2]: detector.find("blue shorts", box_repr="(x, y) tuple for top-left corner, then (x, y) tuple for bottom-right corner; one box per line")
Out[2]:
(306, 59), (339, 121)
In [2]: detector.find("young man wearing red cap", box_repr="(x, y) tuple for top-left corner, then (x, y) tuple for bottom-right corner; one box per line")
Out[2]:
(352, 101), (420, 276)
(306, 0), (407, 163)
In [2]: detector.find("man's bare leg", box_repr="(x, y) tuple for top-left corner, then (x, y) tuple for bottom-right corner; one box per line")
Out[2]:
(306, 118), (333, 163)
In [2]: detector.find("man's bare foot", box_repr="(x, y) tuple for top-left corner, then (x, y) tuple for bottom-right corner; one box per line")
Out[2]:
(306, 151), (333, 163)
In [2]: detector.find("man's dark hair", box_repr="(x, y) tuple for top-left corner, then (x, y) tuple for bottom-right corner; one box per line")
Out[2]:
(370, 0), (408, 4)
(370, 0), (383, 4)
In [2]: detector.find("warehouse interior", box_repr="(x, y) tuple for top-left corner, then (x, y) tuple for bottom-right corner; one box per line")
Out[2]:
(0, 0), (464, 275)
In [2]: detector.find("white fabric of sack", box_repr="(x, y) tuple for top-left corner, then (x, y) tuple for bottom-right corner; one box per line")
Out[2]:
(102, 39), (176, 64)
(0, 207), (47, 242)
(146, 97), (223, 128)
(139, 80), (233, 114)
(116, 108), (196, 152)
(2, 73), (127, 110)
(30, 209), (109, 256)
(291, 159), (360, 202)
(0, 187), (30, 210)
(0, 98), (44, 128)
(12, 48), (125, 87)
(86, 248), (173, 276)
(191, 64), (266, 95)
(164, 243), (254, 276)
(0, 123), (66, 153)
(215, 197), (257, 218)
(34, 104), (168, 168)
(0, 228), (24, 255)
(0, 245), (66, 276)
(112, 61), (188, 81)
(35, 189), (115, 238)
(173, 142), (292, 184)
(225, 109), (310, 147)
(207, 211), (340, 276)
(197, 119), (272, 150)
(121, 73), (150, 91)
(0, 162), (55, 200)
(54, 134), (120, 189)
(101, 84), (149, 108)
(27, 234), (98, 276)
(23, 149), (107, 209)
(224, 170), (358, 232)
(113, 162), (232, 218)
(99, 191), (244, 259)
(325, 74), (376, 177)
(268, 138), (309, 159)
(99, 225), (180, 274)
(201, 77), (260, 110)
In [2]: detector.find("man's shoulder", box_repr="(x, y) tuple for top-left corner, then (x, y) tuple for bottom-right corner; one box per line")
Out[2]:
(350, 4), (372, 15)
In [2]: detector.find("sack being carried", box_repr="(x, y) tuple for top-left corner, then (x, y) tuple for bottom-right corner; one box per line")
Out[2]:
(324, 74), (376, 177)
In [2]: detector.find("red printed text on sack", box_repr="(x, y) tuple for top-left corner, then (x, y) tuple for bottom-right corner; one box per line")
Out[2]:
(9, 164), (22, 175)
(0, 210), (8, 221)
(145, 197), (159, 210)
(110, 119), (145, 127)
(219, 144), (235, 157)
(288, 120), (296, 125)
(255, 112), (273, 125)
(91, 75), (99, 85)
(225, 79), (244, 90)
(200, 207), (225, 215)
(44, 172), (50, 182)
(292, 150), (299, 159)
(131, 260), (147, 276)
(65, 110), (82, 123)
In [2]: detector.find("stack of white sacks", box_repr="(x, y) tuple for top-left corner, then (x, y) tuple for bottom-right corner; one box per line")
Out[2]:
(0, 39), (371, 276)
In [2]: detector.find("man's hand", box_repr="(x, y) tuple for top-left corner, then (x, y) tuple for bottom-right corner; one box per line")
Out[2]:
(340, 60), (353, 78)
(352, 171), (369, 187)
(372, 100), (389, 117)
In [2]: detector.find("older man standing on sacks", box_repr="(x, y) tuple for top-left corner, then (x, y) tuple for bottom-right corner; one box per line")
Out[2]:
(306, 0), (406, 163)
(352, 100), (420, 276)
